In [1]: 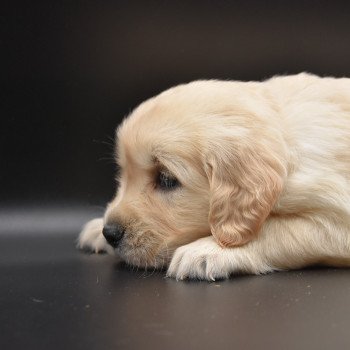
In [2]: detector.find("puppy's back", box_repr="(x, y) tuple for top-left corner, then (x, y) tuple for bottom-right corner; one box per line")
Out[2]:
(268, 73), (350, 219)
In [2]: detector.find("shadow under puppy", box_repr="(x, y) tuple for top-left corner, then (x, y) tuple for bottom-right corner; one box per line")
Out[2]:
(78, 73), (350, 281)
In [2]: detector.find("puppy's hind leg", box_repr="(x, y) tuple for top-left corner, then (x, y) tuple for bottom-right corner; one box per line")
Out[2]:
(167, 215), (350, 281)
(77, 218), (114, 255)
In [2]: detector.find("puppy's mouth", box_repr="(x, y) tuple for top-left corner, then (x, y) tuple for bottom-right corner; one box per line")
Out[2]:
(110, 229), (174, 269)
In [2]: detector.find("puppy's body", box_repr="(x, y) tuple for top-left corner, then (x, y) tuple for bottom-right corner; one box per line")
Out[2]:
(78, 73), (350, 280)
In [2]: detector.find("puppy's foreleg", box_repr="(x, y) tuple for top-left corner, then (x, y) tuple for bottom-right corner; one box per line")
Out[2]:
(167, 216), (350, 280)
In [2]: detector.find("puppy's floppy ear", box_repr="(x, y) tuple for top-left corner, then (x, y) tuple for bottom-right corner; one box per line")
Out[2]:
(205, 139), (285, 247)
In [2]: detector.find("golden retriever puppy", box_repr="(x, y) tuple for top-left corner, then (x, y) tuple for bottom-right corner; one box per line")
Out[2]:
(78, 73), (350, 280)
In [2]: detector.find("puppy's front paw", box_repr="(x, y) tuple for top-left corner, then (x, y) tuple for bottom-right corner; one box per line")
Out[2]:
(77, 218), (114, 255)
(166, 237), (233, 281)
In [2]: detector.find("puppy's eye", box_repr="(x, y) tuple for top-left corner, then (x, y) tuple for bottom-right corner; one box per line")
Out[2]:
(156, 171), (180, 191)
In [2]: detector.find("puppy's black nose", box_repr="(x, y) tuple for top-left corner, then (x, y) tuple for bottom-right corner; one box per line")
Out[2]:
(102, 224), (125, 248)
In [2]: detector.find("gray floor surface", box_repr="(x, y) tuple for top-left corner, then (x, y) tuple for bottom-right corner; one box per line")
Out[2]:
(1, 209), (350, 350)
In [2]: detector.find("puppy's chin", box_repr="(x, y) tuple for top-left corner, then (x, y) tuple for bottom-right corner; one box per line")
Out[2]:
(115, 230), (173, 269)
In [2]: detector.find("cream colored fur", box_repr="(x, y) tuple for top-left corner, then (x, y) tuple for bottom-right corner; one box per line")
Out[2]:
(78, 73), (350, 280)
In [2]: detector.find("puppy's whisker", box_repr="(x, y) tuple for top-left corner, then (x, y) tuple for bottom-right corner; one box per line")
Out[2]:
(142, 261), (148, 277)
(97, 157), (116, 164)
(162, 241), (171, 269)
(106, 135), (115, 145)
(92, 138), (115, 149)
(150, 260), (157, 276)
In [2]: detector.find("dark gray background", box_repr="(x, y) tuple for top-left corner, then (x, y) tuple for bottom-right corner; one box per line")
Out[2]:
(3, 0), (350, 206)
(2, 1), (350, 349)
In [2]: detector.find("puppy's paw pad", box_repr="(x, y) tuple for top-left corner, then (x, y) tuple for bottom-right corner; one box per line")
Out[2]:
(167, 237), (231, 281)
(77, 218), (114, 255)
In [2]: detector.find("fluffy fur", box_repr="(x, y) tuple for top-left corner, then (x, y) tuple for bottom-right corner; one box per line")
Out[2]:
(78, 73), (350, 280)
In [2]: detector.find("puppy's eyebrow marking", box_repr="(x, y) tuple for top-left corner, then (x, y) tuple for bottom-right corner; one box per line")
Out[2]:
(153, 156), (187, 188)
(152, 154), (174, 173)
(153, 154), (164, 163)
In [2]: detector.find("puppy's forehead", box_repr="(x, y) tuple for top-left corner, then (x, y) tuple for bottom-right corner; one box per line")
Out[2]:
(115, 79), (258, 170)
(116, 93), (203, 170)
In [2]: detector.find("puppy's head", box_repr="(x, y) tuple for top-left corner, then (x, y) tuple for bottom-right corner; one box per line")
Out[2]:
(103, 81), (287, 268)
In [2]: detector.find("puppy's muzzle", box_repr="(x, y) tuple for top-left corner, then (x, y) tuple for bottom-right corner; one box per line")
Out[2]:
(102, 224), (125, 248)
